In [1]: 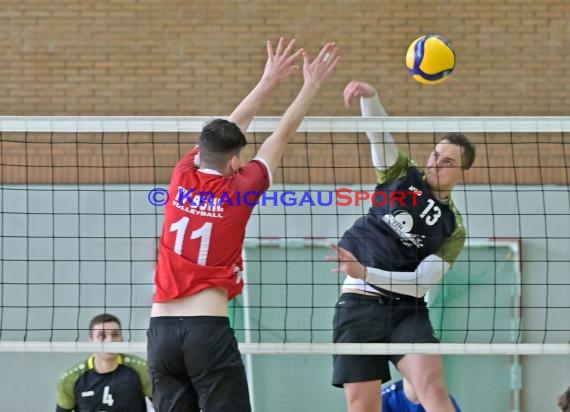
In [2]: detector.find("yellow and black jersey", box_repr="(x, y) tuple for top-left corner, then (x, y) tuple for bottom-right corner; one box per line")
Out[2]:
(56, 354), (151, 412)
(340, 151), (466, 271)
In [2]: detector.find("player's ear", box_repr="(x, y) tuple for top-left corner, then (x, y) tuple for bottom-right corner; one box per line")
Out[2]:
(228, 154), (241, 173)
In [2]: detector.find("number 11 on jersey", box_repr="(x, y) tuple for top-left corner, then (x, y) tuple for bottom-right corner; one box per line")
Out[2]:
(170, 216), (213, 265)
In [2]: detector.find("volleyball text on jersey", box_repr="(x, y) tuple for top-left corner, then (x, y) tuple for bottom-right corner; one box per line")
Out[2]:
(174, 185), (225, 218)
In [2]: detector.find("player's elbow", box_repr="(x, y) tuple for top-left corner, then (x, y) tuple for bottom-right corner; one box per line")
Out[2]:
(416, 273), (443, 293)
(416, 256), (449, 291)
(406, 285), (430, 298)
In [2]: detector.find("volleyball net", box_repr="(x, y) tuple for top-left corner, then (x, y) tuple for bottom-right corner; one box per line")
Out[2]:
(0, 116), (568, 411)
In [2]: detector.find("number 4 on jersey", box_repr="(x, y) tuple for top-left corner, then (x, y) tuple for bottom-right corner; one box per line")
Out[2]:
(102, 386), (114, 406)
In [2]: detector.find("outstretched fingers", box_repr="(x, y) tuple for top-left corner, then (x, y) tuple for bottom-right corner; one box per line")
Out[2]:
(325, 244), (354, 262)
(275, 36), (285, 56)
(326, 244), (351, 275)
(282, 37), (297, 57)
(267, 37), (302, 60)
(263, 37), (304, 85)
(325, 244), (342, 274)
(303, 42), (340, 85)
(326, 244), (366, 279)
(316, 42), (340, 70)
(314, 42), (335, 61)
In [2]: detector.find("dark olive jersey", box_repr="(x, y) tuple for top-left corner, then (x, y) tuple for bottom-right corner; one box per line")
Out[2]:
(340, 151), (466, 271)
(56, 354), (151, 412)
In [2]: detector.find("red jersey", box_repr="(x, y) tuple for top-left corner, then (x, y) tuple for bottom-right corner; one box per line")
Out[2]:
(154, 146), (271, 302)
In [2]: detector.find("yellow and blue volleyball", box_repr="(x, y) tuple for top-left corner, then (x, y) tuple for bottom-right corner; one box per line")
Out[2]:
(406, 35), (455, 85)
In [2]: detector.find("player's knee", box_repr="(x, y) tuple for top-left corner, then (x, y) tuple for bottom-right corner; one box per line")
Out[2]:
(417, 380), (449, 404)
(346, 397), (380, 412)
(344, 383), (381, 412)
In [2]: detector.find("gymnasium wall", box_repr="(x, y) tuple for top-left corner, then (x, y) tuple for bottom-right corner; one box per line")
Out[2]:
(2, 0), (569, 116)
(1, 0), (569, 185)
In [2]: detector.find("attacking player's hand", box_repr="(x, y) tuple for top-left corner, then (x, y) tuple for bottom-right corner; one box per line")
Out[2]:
(262, 37), (304, 87)
(325, 244), (366, 280)
(343, 80), (377, 109)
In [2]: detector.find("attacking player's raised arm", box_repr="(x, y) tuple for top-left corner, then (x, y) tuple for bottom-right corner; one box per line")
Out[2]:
(343, 80), (398, 170)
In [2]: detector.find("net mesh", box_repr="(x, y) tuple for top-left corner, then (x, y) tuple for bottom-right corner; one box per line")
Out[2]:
(0, 116), (568, 411)
(0, 116), (568, 349)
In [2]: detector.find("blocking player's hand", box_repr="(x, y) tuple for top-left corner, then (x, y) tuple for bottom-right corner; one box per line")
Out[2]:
(343, 80), (377, 109)
(261, 37), (304, 87)
(326, 244), (366, 280)
(301, 42), (339, 90)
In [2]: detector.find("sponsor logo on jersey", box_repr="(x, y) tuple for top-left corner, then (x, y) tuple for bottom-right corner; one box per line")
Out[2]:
(381, 210), (425, 248)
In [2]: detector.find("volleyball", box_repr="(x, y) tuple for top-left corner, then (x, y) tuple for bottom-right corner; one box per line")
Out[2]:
(406, 34), (455, 85)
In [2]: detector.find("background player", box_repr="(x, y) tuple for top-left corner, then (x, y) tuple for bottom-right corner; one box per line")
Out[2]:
(559, 386), (570, 412)
(56, 313), (151, 412)
(382, 379), (461, 412)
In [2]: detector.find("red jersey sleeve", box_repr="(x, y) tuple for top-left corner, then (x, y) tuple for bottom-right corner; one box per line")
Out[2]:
(174, 146), (200, 174)
(231, 157), (271, 195)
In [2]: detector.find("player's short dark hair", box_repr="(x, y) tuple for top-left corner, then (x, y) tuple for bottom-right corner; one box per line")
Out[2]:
(558, 386), (570, 412)
(198, 119), (247, 169)
(89, 313), (121, 336)
(440, 132), (476, 170)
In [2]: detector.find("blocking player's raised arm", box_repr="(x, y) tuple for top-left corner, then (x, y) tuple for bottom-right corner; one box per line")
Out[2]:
(228, 37), (303, 133)
(256, 42), (339, 176)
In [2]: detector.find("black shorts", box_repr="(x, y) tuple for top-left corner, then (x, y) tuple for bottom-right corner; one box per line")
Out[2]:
(147, 316), (251, 412)
(332, 292), (439, 387)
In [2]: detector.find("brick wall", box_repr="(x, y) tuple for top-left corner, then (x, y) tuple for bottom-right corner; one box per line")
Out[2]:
(1, 0), (569, 184)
